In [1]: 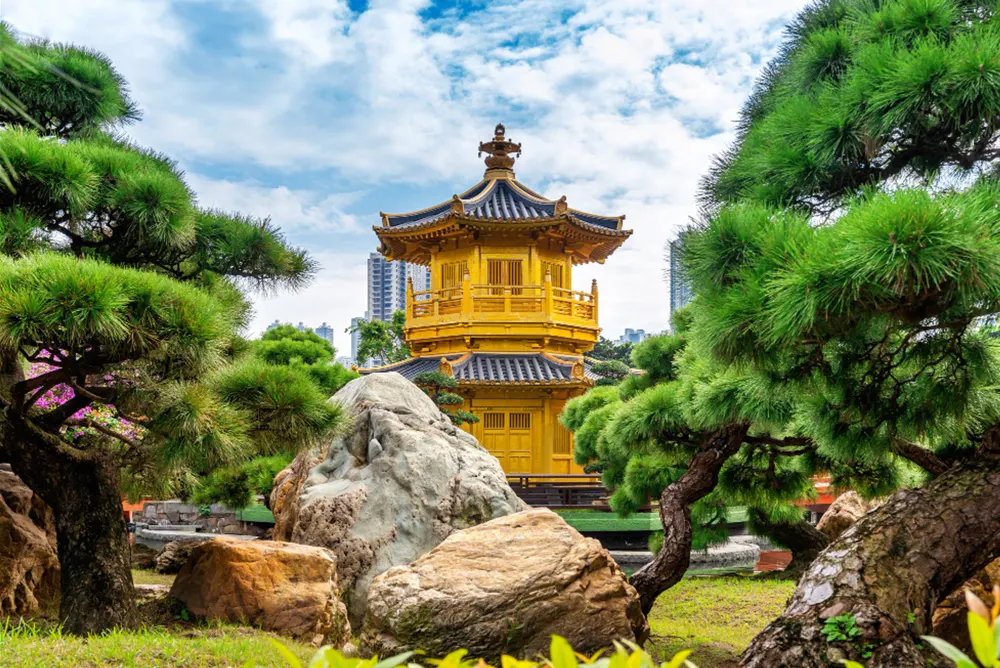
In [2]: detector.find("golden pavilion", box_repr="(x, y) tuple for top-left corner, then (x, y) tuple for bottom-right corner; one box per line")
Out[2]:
(361, 124), (632, 475)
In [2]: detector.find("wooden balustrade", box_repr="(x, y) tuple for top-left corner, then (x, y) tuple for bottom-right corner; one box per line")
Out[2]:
(406, 278), (599, 326)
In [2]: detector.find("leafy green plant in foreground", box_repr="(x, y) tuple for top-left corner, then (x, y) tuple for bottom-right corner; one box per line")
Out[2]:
(921, 587), (1000, 668)
(269, 636), (697, 668)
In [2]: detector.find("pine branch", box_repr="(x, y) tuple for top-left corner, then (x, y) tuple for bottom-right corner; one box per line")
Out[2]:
(891, 439), (949, 477)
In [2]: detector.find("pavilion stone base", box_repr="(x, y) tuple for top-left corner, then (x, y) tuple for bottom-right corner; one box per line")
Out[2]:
(610, 538), (761, 572)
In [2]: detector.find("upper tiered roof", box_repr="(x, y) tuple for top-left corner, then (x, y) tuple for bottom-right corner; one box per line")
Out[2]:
(382, 175), (623, 231)
(375, 124), (631, 265)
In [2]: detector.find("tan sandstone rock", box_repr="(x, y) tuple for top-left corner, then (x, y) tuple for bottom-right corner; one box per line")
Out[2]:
(932, 558), (1000, 653)
(271, 372), (526, 627)
(361, 509), (649, 661)
(0, 464), (59, 617)
(816, 491), (880, 540)
(169, 537), (350, 646)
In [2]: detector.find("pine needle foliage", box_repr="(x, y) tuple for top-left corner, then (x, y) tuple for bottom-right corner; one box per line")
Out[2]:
(0, 24), (343, 629)
(566, 1), (1000, 568)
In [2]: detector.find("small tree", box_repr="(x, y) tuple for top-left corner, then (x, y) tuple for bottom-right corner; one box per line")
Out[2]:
(412, 371), (479, 425)
(349, 310), (409, 366)
(254, 324), (357, 395)
(193, 326), (358, 509)
(590, 337), (633, 363)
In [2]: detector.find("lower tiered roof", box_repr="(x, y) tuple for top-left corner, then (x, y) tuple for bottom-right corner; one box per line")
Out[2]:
(359, 352), (600, 385)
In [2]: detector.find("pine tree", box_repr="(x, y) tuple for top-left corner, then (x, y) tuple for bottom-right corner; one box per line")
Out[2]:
(0, 25), (339, 634)
(192, 325), (358, 510)
(572, 0), (1000, 663)
(412, 371), (479, 425)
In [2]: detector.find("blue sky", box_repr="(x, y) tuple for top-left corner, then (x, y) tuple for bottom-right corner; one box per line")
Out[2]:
(3, 0), (805, 353)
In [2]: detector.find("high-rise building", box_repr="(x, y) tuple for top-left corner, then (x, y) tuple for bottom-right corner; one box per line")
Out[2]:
(668, 237), (693, 330)
(367, 253), (406, 322)
(617, 328), (648, 345)
(406, 262), (431, 293)
(265, 319), (282, 332)
(367, 253), (430, 323)
(314, 322), (335, 348)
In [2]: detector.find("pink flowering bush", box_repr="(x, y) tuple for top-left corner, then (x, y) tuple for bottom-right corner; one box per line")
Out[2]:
(27, 354), (145, 446)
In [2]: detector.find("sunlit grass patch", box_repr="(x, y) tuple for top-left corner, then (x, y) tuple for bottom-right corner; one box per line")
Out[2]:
(0, 619), (314, 667)
(647, 576), (795, 668)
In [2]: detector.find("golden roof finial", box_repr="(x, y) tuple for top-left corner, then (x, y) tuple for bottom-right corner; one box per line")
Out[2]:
(478, 122), (521, 178)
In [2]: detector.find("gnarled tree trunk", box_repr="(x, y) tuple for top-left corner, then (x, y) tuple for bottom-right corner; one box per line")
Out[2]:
(2, 419), (136, 634)
(630, 423), (748, 615)
(741, 451), (1000, 667)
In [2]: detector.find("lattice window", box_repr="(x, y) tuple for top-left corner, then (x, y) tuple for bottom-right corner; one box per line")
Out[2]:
(440, 261), (468, 291)
(509, 412), (531, 431)
(487, 259), (523, 295)
(553, 423), (571, 455)
(542, 261), (564, 288)
(483, 413), (505, 430)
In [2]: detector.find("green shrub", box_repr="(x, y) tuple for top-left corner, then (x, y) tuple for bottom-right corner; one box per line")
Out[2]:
(269, 635), (697, 668)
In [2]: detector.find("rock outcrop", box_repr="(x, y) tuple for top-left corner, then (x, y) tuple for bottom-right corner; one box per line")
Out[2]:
(170, 537), (350, 647)
(154, 540), (197, 574)
(932, 559), (1000, 653)
(361, 509), (648, 660)
(271, 372), (525, 626)
(0, 464), (59, 617)
(816, 491), (879, 540)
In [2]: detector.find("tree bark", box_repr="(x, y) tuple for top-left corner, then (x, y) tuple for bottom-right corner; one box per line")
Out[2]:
(2, 420), (137, 634)
(630, 423), (749, 615)
(741, 451), (1000, 667)
(750, 511), (830, 580)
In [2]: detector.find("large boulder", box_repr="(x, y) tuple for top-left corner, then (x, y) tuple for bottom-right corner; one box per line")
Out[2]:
(169, 537), (350, 647)
(0, 464), (59, 617)
(361, 509), (649, 661)
(933, 558), (1000, 653)
(816, 491), (880, 540)
(271, 372), (526, 626)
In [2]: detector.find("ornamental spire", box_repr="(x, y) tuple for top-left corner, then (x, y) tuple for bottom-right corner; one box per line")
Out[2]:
(478, 123), (521, 179)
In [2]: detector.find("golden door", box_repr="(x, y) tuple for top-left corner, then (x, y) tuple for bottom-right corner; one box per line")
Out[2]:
(477, 410), (536, 473)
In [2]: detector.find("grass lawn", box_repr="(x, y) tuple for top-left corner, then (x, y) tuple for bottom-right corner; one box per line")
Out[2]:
(0, 622), (314, 667)
(0, 575), (790, 667)
(647, 576), (795, 668)
(132, 569), (176, 586)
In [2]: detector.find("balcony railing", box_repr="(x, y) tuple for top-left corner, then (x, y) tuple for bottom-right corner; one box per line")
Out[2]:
(406, 276), (598, 327)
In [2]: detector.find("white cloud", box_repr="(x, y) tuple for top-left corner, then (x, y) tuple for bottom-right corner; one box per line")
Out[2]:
(249, 250), (369, 353)
(2, 0), (808, 341)
(185, 175), (364, 233)
(256, 0), (354, 66)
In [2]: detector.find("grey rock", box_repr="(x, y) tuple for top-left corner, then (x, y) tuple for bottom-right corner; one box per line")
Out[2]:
(272, 372), (526, 627)
(154, 540), (198, 574)
(367, 437), (383, 462)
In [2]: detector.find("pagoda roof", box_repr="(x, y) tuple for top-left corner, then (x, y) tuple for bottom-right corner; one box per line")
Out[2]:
(381, 178), (624, 232)
(375, 124), (631, 266)
(359, 352), (601, 385)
